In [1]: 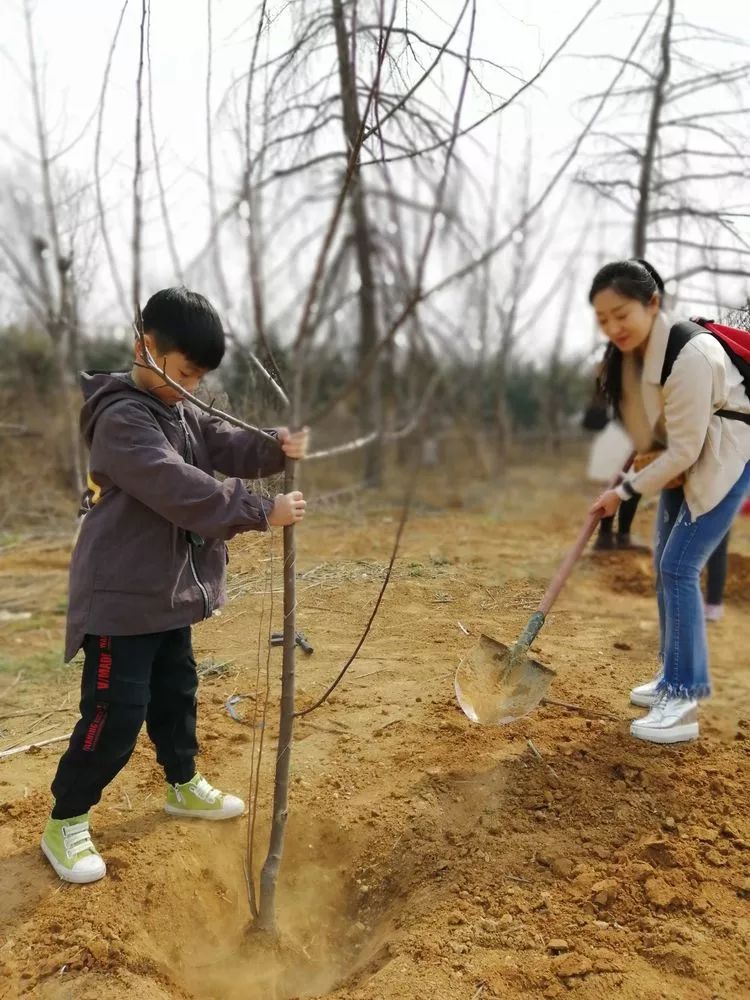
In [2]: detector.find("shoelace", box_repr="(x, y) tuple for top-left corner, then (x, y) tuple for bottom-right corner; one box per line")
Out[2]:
(62, 821), (95, 859)
(176, 776), (221, 805)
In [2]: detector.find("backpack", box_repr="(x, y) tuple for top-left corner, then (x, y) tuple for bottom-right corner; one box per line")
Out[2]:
(660, 318), (750, 425)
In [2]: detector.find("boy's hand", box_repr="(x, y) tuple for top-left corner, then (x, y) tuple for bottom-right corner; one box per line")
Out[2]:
(268, 490), (306, 527)
(589, 488), (621, 518)
(277, 426), (310, 460)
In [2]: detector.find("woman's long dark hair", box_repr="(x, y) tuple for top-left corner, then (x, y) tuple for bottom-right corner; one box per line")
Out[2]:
(589, 258), (665, 416)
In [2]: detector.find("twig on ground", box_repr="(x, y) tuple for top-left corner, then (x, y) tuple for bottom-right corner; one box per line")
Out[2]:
(0, 707), (72, 722)
(541, 697), (620, 722)
(526, 738), (560, 780)
(0, 732), (72, 760)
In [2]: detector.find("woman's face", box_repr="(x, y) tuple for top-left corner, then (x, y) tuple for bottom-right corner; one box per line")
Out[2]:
(592, 287), (659, 353)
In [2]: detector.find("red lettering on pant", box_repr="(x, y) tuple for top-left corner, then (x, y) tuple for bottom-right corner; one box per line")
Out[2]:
(97, 636), (112, 691)
(82, 705), (108, 752)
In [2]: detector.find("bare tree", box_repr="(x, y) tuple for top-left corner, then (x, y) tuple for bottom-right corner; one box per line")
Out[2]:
(576, 4), (750, 306)
(0, 0), (95, 493)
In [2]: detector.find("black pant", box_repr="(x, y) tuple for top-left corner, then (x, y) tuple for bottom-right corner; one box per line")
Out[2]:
(599, 493), (640, 538)
(51, 628), (198, 820)
(706, 530), (730, 605)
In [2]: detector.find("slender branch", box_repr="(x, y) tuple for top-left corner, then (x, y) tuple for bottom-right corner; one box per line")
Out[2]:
(359, 0), (603, 166)
(146, 0), (183, 283)
(294, 477), (415, 718)
(292, 4), (397, 354)
(131, 331), (278, 443)
(307, 371), (439, 460)
(666, 264), (750, 283)
(360, 0), (470, 141)
(132, 0), (148, 313)
(310, 0), (662, 425)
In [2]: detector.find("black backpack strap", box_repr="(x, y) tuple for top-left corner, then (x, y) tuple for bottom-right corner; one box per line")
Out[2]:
(661, 321), (704, 386)
(716, 408), (750, 425)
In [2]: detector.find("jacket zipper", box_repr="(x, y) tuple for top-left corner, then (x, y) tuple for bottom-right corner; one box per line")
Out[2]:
(187, 543), (211, 619)
(178, 412), (212, 619)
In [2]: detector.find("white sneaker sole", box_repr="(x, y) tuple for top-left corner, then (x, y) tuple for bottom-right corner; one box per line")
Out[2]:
(164, 802), (245, 821)
(630, 691), (658, 708)
(41, 840), (106, 884)
(630, 721), (699, 744)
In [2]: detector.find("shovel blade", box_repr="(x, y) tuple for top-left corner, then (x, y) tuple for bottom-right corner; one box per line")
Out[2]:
(454, 633), (555, 725)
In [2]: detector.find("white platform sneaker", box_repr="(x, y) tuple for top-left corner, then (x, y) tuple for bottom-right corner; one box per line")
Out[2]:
(630, 695), (699, 744)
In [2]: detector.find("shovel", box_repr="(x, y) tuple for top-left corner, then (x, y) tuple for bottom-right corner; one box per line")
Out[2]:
(455, 457), (634, 726)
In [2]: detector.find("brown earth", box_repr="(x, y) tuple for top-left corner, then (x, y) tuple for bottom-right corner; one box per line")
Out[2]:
(1, 453), (749, 1000)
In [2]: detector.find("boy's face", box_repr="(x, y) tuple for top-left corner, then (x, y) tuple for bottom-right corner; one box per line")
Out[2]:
(134, 332), (208, 406)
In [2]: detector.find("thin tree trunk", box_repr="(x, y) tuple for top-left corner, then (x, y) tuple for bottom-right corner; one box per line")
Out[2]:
(633, 0), (674, 257)
(545, 268), (578, 449)
(257, 461), (296, 931)
(332, 0), (383, 487)
(52, 340), (83, 493)
(495, 346), (511, 467)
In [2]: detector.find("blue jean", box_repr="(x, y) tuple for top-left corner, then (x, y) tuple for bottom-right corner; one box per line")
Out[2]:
(654, 462), (750, 699)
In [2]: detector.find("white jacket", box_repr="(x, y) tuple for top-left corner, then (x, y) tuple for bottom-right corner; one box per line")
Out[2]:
(615, 313), (750, 516)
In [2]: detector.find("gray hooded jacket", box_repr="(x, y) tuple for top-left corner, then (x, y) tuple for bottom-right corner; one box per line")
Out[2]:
(65, 372), (284, 661)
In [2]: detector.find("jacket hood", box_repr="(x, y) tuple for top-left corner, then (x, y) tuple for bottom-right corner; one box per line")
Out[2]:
(79, 371), (177, 445)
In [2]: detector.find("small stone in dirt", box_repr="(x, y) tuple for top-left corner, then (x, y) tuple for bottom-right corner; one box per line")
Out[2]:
(737, 878), (750, 899)
(645, 877), (681, 910)
(662, 816), (676, 831)
(547, 939), (570, 953)
(551, 857), (574, 879)
(692, 827), (719, 843)
(643, 837), (679, 868)
(591, 879), (619, 907)
(553, 954), (593, 979)
(448, 911), (465, 926)
(720, 821), (740, 840)
(499, 913), (514, 927)
(705, 849), (728, 867)
(87, 940), (109, 962)
(614, 642), (632, 651)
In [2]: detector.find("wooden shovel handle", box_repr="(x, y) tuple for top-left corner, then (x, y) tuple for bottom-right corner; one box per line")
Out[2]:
(536, 452), (635, 617)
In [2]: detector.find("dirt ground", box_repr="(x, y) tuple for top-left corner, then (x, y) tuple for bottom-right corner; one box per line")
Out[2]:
(1, 451), (749, 1000)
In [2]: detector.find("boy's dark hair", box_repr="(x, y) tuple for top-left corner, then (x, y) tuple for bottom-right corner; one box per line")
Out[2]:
(588, 259), (665, 416)
(141, 287), (225, 370)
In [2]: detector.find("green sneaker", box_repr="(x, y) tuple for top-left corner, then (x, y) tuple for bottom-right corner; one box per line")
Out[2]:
(41, 814), (106, 884)
(164, 773), (245, 820)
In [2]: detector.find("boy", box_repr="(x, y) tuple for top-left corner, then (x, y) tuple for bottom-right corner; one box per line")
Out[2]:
(42, 287), (308, 884)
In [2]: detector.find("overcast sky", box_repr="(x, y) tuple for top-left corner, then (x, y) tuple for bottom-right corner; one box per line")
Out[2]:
(1, 1), (748, 356)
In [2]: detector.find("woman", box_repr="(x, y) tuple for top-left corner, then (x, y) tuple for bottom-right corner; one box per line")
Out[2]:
(588, 259), (750, 744)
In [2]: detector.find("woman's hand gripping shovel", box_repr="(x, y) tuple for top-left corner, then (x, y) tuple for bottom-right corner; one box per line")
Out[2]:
(454, 455), (635, 725)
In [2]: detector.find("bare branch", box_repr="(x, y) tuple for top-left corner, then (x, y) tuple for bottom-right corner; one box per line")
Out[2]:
(146, 0), (183, 283)
(360, 0), (603, 166)
(93, 2), (131, 318)
(294, 479), (414, 718)
(307, 371), (439, 460)
(309, 0), (661, 424)
(131, 0), (148, 313)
